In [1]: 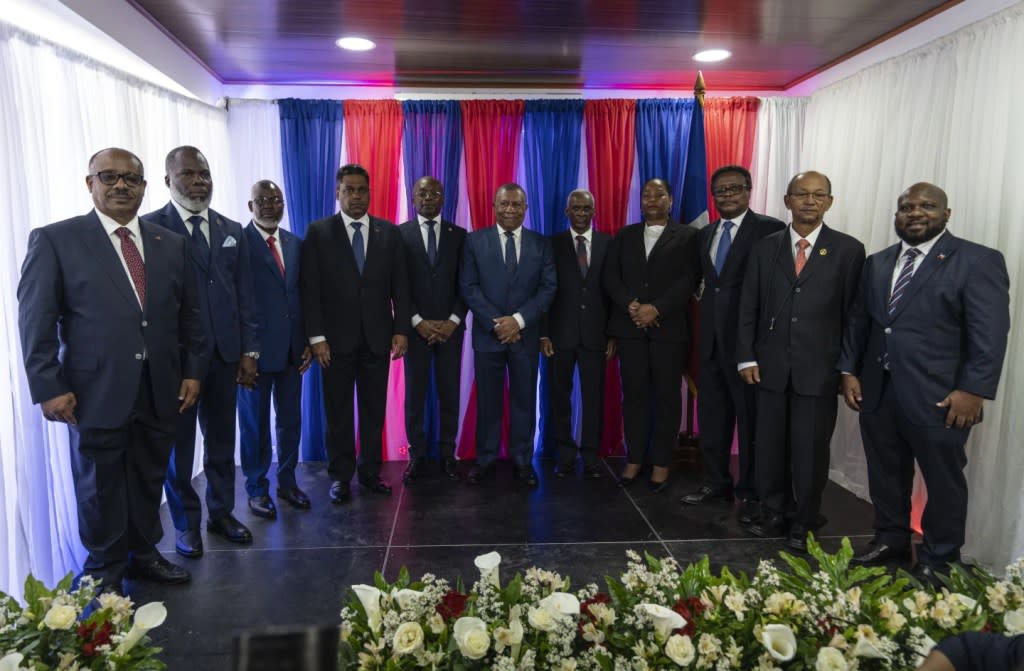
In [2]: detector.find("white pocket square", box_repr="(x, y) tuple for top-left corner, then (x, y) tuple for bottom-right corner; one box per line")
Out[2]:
(222, 235), (237, 247)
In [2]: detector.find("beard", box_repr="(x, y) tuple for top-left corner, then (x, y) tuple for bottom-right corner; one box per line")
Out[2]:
(170, 183), (212, 214)
(253, 213), (282, 229)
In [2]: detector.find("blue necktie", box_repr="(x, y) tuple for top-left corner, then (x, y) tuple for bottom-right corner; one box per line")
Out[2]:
(426, 220), (437, 265)
(714, 220), (733, 274)
(504, 231), (517, 275)
(888, 247), (921, 314)
(188, 215), (210, 266)
(351, 222), (365, 274)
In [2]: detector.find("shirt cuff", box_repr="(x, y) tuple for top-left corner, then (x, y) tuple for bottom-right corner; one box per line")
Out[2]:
(412, 314), (423, 327)
(448, 314), (461, 326)
(309, 336), (326, 345)
(513, 313), (525, 330)
(737, 361), (757, 372)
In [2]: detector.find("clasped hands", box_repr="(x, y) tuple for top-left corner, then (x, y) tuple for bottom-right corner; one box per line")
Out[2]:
(493, 316), (521, 344)
(840, 375), (984, 429)
(628, 300), (660, 329)
(415, 319), (458, 345)
(310, 338), (407, 368)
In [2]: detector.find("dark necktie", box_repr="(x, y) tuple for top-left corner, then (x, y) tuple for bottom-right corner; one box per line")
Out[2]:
(188, 215), (210, 266)
(714, 221), (733, 274)
(426, 220), (437, 265)
(351, 221), (365, 274)
(115, 227), (145, 307)
(504, 230), (517, 275)
(576, 234), (588, 277)
(888, 248), (922, 314)
(267, 235), (285, 278)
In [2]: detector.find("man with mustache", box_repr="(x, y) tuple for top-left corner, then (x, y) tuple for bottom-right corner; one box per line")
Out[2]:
(145, 146), (261, 558)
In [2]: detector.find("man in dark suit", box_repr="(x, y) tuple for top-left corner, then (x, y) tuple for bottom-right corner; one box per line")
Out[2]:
(300, 164), (410, 504)
(603, 178), (699, 491)
(839, 183), (1009, 580)
(460, 183), (556, 486)
(399, 176), (466, 484)
(540, 189), (614, 479)
(18, 148), (206, 592)
(145, 145), (261, 558)
(237, 180), (312, 519)
(736, 171), (865, 551)
(681, 166), (784, 522)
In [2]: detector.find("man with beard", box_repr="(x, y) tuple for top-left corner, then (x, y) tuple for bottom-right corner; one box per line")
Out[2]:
(145, 146), (260, 558)
(840, 183), (1009, 583)
(237, 180), (312, 518)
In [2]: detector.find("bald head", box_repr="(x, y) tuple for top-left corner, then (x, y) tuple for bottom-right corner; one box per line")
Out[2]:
(248, 179), (285, 229)
(894, 182), (950, 245)
(86, 147), (147, 225)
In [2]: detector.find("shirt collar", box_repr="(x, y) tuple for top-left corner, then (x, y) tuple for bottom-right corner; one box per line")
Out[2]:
(899, 229), (946, 256)
(252, 221), (280, 242)
(789, 222), (824, 248)
(96, 209), (142, 241)
(721, 210), (748, 227)
(341, 211), (370, 228)
(497, 224), (521, 238)
(570, 226), (592, 242)
(417, 214), (442, 226)
(171, 200), (208, 226)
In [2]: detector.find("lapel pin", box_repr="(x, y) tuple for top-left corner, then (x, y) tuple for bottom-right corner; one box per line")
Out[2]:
(154, 235), (162, 240)
(819, 248), (828, 256)
(937, 253), (946, 260)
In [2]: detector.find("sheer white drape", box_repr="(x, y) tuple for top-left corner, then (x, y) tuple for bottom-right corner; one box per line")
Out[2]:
(801, 4), (1024, 570)
(750, 97), (807, 222)
(224, 99), (288, 228)
(0, 21), (230, 598)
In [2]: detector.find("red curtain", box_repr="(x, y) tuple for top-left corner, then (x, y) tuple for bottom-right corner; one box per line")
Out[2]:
(584, 99), (636, 457)
(703, 97), (760, 222)
(343, 100), (404, 223)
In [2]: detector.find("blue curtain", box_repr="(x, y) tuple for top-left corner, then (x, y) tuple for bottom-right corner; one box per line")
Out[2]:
(278, 99), (344, 462)
(522, 99), (584, 458)
(635, 99), (695, 223)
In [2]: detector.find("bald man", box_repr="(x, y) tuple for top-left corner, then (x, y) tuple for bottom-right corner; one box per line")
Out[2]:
(840, 183), (1009, 583)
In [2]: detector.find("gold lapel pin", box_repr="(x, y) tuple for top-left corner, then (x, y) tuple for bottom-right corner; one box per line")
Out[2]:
(819, 248), (828, 256)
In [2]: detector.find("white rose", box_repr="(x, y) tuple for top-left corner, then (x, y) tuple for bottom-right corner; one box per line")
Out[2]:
(392, 621), (424, 655)
(815, 647), (849, 671)
(474, 551), (502, 589)
(528, 606), (557, 631)
(351, 585), (383, 634)
(0, 653), (25, 671)
(538, 592), (580, 616)
(453, 616), (490, 660)
(43, 604), (77, 630)
(638, 603), (685, 640)
(391, 588), (422, 611)
(1004, 608), (1024, 635)
(761, 623), (797, 662)
(665, 634), (696, 666)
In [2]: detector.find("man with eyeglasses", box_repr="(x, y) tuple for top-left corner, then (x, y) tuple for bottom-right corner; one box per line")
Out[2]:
(736, 171), (865, 552)
(18, 148), (206, 592)
(300, 164), (410, 504)
(681, 166), (784, 520)
(398, 176), (466, 484)
(145, 145), (261, 559)
(237, 180), (313, 519)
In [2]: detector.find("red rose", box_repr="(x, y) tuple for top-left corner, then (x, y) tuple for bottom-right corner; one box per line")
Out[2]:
(672, 597), (701, 637)
(436, 590), (468, 621)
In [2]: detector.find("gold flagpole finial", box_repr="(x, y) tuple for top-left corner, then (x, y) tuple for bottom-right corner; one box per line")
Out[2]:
(694, 71), (706, 106)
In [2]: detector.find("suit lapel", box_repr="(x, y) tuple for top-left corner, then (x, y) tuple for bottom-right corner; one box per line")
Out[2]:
(873, 244), (901, 319)
(253, 225), (286, 286)
(775, 231), (798, 283)
(586, 231), (606, 281)
(207, 211), (226, 267)
(165, 204), (209, 273)
(81, 212), (143, 311)
(648, 222), (678, 260)
(888, 233), (957, 322)
(721, 214), (757, 278)
(138, 221), (169, 314)
(407, 221), (431, 267)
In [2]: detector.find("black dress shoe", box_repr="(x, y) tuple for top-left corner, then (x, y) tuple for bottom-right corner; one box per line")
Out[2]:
(648, 478), (669, 493)
(582, 463), (603, 479)
(787, 525), (809, 552)
(680, 485), (733, 505)
(329, 480), (351, 504)
(403, 458), (425, 484)
(514, 465), (539, 487)
(467, 464), (495, 485)
(126, 556), (191, 584)
(248, 495), (277, 519)
(911, 563), (945, 589)
(207, 514), (253, 544)
(441, 456), (459, 480)
(358, 475), (393, 496)
(737, 498), (760, 525)
(851, 541), (911, 566)
(175, 528), (203, 558)
(745, 513), (788, 538)
(277, 486), (311, 509)
(554, 462), (574, 478)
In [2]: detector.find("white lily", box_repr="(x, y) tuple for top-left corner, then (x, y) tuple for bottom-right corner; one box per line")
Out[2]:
(0, 653), (25, 671)
(638, 603), (685, 640)
(761, 623), (797, 662)
(116, 602), (167, 655)
(352, 585), (383, 634)
(474, 551), (502, 589)
(538, 592), (581, 616)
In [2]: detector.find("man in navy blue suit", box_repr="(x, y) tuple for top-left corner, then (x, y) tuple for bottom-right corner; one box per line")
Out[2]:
(145, 146), (261, 558)
(840, 182), (1009, 582)
(18, 148), (206, 591)
(237, 180), (312, 519)
(460, 183), (557, 487)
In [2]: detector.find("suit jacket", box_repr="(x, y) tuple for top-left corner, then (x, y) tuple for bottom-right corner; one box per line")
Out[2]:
(18, 211), (206, 429)
(838, 232), (1009, 426)
(300, 214), (410, 357)
(243, 223), (305, 373)
(696, 211), (785, 362)
(540, 228), (612, 351)
(143, 202), (259, 362)
(603, 221), (699, 343)
(398, 218), (467, 330)
(460, 225), (556, 354)
(737, 224), (865, 397)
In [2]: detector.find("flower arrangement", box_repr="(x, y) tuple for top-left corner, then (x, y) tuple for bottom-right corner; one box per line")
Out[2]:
(338, 537), (1024, 670)
(0, 573), (167, 670)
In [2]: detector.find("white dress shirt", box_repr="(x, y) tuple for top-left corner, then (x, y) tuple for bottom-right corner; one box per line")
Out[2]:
(643, 223), (665, 258)
(96, 209), (146, 307)
(411, 214), (461, 328)
(253, 223), (286, 272)
(709, 210), (747, 265)
(497, 225), (526, 329)
(890, 229), (945, 293)
(570, 226), (593, 267)
(171, 200), (210, 243)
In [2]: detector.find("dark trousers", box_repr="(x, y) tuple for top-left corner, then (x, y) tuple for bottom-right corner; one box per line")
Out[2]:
(321, 342), (389, 482)
(697, 345), (757, 498)
(165, 354), (238, 530)
(617, 338), (686, 467)
(860, 374), (970, 566)
(237, 366), (302, 497)
(404, 329), (463, 461)
(547, 344), (606, 466)
(474, 347), (538, 467)
(755, 383), (837, 527)
(71, 365), (173, 586)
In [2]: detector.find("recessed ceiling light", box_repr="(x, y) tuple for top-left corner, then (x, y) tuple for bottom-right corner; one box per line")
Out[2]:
(336, 36), (376, 51)
(694, 49), (731, 63)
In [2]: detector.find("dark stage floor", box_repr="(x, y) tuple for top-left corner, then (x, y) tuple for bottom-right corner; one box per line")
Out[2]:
(131, 458), (874, 669)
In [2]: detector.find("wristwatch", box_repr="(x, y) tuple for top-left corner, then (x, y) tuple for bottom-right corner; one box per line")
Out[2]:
(244, 351), (260, 360)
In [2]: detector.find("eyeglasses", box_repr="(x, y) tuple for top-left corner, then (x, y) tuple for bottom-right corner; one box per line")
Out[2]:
(253, 197), (283, 206)
(415, 190), (443, 199)
(340, 186), (369, 196)
(711, 184), (749, 197)
(89, 171), (144, 187)
(787, 191), (831, 202)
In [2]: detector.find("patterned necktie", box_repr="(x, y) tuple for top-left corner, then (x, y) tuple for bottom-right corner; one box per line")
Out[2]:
(504, 230), (517, 275)
(267, 235), (285, 278)
(426, 220), (437, 265)
(115, 227), (145, 307)
(351, 221), (365, 274)
(714, 220), (733, 274)
(188, 215), (210, 266)
(794, 239), (810, 276)
(888, 248), (922, 314)
(576, 234), (588, 277)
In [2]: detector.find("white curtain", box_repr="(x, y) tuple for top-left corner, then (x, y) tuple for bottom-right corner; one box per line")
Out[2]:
(224, 99), (288, 228)
(0, 21), (230, 598)
(750, 97), (807, 222)
(801, 3), (1024, 570)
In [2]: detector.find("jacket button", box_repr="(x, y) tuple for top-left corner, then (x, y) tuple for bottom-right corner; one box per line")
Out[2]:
(791, 317), (798, 322)
(580, 305), (586, 310)
(141, 320), (148, 327)
(795, 287), (801, 293)
(135, 353), (143, 360)
(715, 287), (720, 293)
(884, 327), (892, 334)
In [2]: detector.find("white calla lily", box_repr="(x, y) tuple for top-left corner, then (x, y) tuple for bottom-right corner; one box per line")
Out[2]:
(352, 585), (384, 634)
(852, 633), (889, 660)
(1004, 608), (1024, 634)
(474, 551), (502, 588)
(116, 602), (167, 655)
(391, 588), (422, 611)
(761, 623), (797, 662)
(538, 592), (581, 616)
(0, 653), (24, 671)
(638, 603), (685, 640)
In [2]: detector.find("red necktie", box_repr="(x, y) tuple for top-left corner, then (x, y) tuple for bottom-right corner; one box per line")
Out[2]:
(115, 227), (145, 307)
(267, 235), (285, 278)
(795, 239), (810, 277)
